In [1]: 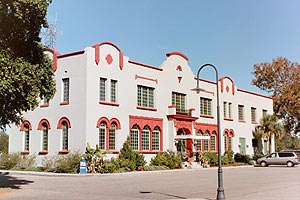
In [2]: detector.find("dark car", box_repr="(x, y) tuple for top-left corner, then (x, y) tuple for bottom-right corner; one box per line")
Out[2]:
(280, 149), (300, 157)
(257, 152), (299, 167)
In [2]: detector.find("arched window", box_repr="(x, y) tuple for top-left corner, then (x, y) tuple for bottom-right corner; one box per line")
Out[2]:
(99, 122), (106, 150)
(130, 125), (139, 150)
(62, 121), (68, 150)
(141, 126), (150, 150)
(152, 126), (160, 151)
(109, 123), (116, 150)
(42, 122), (48, 151)
(228, 132), (233, 150)
(196, 130), (203, 152)
(203, 131), (209, 152)
(24, 124), (30, 152)
(210, 131), (216, 151)
(224, 131), (228, 151)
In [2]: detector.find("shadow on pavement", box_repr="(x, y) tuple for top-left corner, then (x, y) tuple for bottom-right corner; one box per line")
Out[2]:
(139, 191), (213, 200)
(0, 172), (34, 189)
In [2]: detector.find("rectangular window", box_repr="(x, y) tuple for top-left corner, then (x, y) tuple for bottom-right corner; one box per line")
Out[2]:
(62, 125), (68, 150)
(262, 109), (267, 117)
(141, 129), (150, 150)
(130, 129), (139, 150)
(172, 92), (186, 112)
(200, 97), (212, 116)
(110, 80), (117, 103)
(210, 134), (216, 151)
(238, 105), (244, 121)
(152, 130), (160, 151)
(228, 102), (232, 118)
(100, 78), (107, 102)
(108, 124), (116, 150)
(42, 127), (48, 151)
(62, 78), (70, 102)
(137, 85), (155, 108)
(223, 102), (227, 118)
(251, 107), (257, 123)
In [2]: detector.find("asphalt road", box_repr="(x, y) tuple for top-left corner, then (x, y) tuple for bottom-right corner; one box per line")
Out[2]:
(0, 165), (300, 200)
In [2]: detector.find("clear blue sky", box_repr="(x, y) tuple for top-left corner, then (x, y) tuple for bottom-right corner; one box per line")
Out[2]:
(45, 0), (300, 94)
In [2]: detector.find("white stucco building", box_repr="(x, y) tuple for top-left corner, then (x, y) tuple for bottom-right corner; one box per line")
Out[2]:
(9, 42), (273, 162)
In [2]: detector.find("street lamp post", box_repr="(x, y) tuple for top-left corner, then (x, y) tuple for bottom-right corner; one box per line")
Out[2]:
(191, 64), (225, 200)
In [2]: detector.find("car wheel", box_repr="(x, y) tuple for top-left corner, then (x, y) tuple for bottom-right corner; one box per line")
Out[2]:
(260, 161), (268, 167)
(287, 161), (294, 167)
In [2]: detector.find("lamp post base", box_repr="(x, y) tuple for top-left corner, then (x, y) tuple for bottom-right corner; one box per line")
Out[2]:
(217, 188), (225, 200)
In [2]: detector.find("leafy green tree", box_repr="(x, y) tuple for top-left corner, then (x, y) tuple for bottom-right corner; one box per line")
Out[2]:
(0, 131), (9, 154)
(252, 57), (300, 134)
(0, 0), (55, 129)
(254, 114), (284, 154)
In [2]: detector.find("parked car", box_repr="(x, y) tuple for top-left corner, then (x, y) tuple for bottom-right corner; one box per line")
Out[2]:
(257, 152), (299, 167)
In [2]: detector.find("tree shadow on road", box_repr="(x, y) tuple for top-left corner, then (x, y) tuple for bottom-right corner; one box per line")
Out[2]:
(0, 172), (34, 189)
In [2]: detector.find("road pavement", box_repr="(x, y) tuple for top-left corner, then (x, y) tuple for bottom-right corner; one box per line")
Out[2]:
(0, 165), (299, 200)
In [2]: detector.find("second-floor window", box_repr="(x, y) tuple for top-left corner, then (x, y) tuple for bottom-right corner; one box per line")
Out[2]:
(99, 78), (107, 102)
(223, 101), (233, 119)
(172, 92), (186, 112)
(200, 97), (212, 116)
(62, 78), (70, 102)
(137, 85), (154, 108)
(110, 80), (117, 103)
(251, 107), (257, 123)
(238, 105), (244, 121)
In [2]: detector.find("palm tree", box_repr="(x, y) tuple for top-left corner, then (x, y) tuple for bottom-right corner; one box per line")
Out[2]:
(256, 114), (284, 154)
(252, 126), (264, 154)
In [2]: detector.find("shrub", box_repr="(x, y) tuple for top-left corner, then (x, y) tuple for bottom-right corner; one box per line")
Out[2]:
(55, 152), (82, 173)
(223, 150), (235, 165)
(150, 150), (182, 169)
(40, 155), (58, 172)
(234, 153), (251, 164)
(118, 137), (146, 171)
(143, 165), (169, 171)
(83, 143), (106, 173)
(203, 152), (218, 166)
(0, 131), (9, 154)
(99, 158), (118, 173)
(0, 153), (23, 169)
(14, 155), (37, 171)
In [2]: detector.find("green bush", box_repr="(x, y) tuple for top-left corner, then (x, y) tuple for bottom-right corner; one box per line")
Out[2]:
(234, 153), (251, 164)
(0, 131), (9, 154)
(150, 150), (182, 169)
(203, 152), (218, 166)
(143, 165), (170, 171)
(0, 153), (22, 169)
(55, 152), (82, 173)
(40, 155), (57, 172)
(252, 153), (264, 162)
(118, 137), (146, 171)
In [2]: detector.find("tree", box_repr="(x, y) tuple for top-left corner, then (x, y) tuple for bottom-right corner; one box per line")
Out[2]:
(252, 57), (300, 134)
(253, 114), (284, 154)
(0, 0), (55, 129)
(0, 131), (9, 154)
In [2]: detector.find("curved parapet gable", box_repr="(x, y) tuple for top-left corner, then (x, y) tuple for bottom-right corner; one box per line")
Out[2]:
(166, 52), (189, 61)
(219, 76), (236, 95)
(92, 42), (124, 70)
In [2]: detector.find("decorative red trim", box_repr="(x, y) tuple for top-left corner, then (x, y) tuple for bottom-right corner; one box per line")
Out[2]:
(109, 118), (121, 129)
(37, 119), (51, 130)
(166, 52), (189, 61)
(99, 101), (120, 107)
(237, 89), (272, 99)
(195, 77), (216, 85)
(57, 50), (85, 59)
(57, 117), (71, 129)
(200, 115), (214, 119)
(194, 122), (217, 134)
(136, 106), (157, 112)
(239, 120), (246, 123)
(251, 122), (258, 124)
(167, 114), (198, 121)
(224, 118), (234, 121)
(20, 120), (32, 131)
(139, 151), (162, 154)
(129, 60), (162, 71)
(168, 105), (176, 108)
(220, 76), (235, 95)
(21, 151), (30, 155)
(38, 151), (48, 155)
(223, 128), (235, 137)
(46, 48), (59, 71)
(135, 75), (158, 84)
(40, 104), (49, 108)
(92, 42), (124, 69)
(58, 150), (69, 155)
(96, 117), (110, 128)
(106, 150), (119, 154)
(60, 101), (70, 106)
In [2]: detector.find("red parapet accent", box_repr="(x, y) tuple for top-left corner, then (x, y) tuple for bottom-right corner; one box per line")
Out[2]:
(166, 52), (189, 61)
(46, 48), (60, 71)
